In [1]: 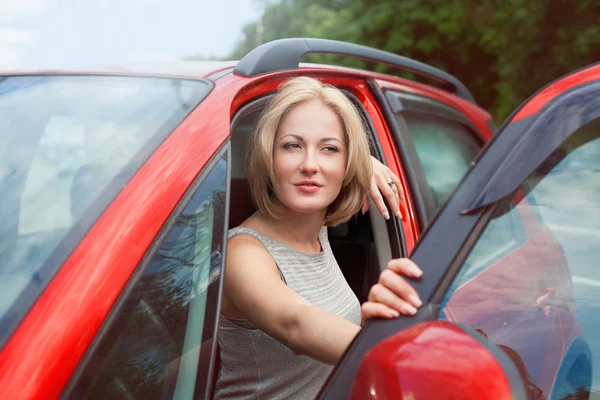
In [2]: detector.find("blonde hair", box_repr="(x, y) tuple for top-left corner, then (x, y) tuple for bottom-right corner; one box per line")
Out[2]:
(246, 76), (372, 227)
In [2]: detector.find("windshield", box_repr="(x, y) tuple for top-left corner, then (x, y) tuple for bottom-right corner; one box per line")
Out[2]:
(0, 75), (211, 341)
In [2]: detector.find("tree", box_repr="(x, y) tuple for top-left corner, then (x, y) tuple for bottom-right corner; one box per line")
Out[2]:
(228, 0), (600, 123)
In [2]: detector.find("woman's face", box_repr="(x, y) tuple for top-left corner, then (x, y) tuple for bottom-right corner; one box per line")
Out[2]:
(272, 100), (347, 216)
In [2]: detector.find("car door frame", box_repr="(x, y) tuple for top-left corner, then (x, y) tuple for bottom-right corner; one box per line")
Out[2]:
(59, 142), (231, 400)
(227, 70), (411, 262)
(367, 79), (489, 233)
(318, 66), (600, 399)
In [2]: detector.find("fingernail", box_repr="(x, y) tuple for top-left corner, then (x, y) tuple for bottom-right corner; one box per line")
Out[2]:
(408, 294), (423, 308)
(390, 310), (400, 318)
(404, 304), (418, 315)
(384, 211), (390, 220)
(411, 266), (423, 278)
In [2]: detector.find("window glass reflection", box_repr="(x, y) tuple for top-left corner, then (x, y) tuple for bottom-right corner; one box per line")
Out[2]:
(71, 155), (227, 400)
(441, 119), (600, 400)
(403, 112), (481, 220)
(0, 75), (210, 339)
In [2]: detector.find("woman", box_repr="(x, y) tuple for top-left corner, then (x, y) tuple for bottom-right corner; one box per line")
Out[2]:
(216, 77), (423, 399)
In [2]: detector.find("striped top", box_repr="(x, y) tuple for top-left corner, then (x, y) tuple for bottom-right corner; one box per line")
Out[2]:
(214, 226), (361, 400)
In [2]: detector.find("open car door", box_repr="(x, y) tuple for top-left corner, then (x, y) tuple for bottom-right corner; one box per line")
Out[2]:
(319, 63), (600, 400)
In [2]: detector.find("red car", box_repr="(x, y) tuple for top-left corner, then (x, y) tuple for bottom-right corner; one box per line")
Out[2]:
(0, 38), (597, 399)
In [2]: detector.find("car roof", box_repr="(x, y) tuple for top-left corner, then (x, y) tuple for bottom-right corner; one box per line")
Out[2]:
(0, 60), (438, 83)
(0, 61), (238, 79)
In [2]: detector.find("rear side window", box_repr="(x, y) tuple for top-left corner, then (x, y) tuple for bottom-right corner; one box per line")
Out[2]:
(0, 75), (211, 343)
(383, 89), (483, 226)
(402, 112), (481, 219)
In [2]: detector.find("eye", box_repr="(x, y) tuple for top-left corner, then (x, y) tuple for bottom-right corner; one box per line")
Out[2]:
(283, 143), (302, 150)
(322, 145), (339, 153)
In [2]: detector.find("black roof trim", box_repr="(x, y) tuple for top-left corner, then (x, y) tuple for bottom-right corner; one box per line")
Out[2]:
(234, 38), (476, 103)
(464, 79), (600, 212)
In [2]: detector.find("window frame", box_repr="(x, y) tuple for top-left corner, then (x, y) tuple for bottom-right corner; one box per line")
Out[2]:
(61, 143), (231, 400)
(229, 84), (407, 261)
(372, 83), (485, 230)
(388, 90), (485, 225)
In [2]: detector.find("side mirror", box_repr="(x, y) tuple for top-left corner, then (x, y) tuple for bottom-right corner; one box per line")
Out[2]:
(350, 321), (528, 400)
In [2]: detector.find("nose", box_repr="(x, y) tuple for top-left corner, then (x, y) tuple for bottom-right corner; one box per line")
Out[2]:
(299, 150), (319, 174)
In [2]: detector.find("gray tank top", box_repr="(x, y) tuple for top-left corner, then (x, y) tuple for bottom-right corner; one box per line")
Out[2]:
(214, 226), (361, 400)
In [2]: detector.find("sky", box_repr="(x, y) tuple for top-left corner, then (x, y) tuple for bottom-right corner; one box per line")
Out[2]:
(0, 0), (263, 70)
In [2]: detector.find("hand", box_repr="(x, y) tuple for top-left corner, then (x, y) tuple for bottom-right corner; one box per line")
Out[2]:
(362, 156), (406, 221)
(361, 258), (423, 322)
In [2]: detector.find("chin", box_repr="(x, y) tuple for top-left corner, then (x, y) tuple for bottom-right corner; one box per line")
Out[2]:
(280, 198), (332, 215)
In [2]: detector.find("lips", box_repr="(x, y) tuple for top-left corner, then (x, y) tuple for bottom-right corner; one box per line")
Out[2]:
(295, 180), (322, 187)
(295, 181), (322, 193)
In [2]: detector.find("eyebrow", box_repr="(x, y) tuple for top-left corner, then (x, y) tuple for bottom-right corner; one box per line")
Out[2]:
(280, 134), (344, 145)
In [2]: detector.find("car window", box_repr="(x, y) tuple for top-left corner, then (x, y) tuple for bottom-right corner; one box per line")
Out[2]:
(66, 153), (228, 400)
(441, 199), (527, 294)
(0, 75), (210, 342)
(401, 112), (481, 220)
(440, 118), (600, 400)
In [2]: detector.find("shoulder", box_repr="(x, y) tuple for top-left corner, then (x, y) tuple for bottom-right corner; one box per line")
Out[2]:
(227, 233), (268, 260)
(226, 233), (280, 276)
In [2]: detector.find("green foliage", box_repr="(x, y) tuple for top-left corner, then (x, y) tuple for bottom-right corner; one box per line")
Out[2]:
(228, 0), (600, 123)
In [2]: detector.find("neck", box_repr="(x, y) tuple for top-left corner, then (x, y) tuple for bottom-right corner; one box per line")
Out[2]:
(260, 206), (326, 250)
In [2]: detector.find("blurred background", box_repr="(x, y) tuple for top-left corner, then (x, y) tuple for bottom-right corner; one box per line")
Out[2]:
(1, 0), (598, 123)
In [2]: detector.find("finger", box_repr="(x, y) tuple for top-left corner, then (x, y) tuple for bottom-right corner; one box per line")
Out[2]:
(368, 283), (418, 315)
(369, 180), (389, 219)
(387, 174), (407, 221)
(361, 302), (399, 322)
(391, 174), (408, 221)
(391, 173), (404, 201)
(387, 258), (423, 279)
(361, 195), (369, 215)
(379, 269), (422, 309)
(376, 174), (400, 218)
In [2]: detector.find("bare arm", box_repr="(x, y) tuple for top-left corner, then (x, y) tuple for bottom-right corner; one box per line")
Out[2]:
(223, 235), (360, 365)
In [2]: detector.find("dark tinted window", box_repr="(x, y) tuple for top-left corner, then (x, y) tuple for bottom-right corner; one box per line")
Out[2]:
(0, 75), (210, 343)
(402, 112), (481, 220)
(67, 153), (228, 400)
(441, 119), (600, 399)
